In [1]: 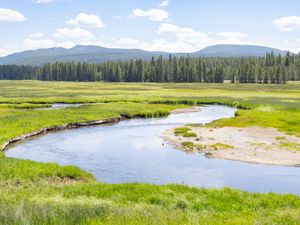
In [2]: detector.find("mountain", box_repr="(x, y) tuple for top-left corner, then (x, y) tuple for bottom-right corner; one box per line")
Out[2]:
(0, 44), (288, 66)
(0, 45), (168, 66)
(193, 44), (287, 57)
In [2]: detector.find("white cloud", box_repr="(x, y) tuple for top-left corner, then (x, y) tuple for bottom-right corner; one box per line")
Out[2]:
(67, 13), (104, 28)
(33, 0), (55, 3)
(0, 8), (25, 22)
(116, 38), (141, 48)
(159, 0), (169, 8)
(0, 48), (10, 56)
(131, 8), (168, 21)
(216, 31), (248, 38)
(53, 27), (95, 41)
(157, 23), (212, 50)
(29, 32), (44, 38)
(22, 38), (75, 49)
(274, 16), (300, 32)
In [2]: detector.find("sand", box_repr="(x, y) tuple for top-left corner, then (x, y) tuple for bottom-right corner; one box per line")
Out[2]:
(163, 126), (300, 166)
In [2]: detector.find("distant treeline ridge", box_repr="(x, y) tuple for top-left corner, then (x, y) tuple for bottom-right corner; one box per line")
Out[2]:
(0, 52), (300, 83)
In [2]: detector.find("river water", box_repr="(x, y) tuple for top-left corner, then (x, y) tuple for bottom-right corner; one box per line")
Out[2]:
(5, 105), (300, 195)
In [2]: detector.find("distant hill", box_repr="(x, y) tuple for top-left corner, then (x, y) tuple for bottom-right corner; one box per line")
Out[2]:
(0, 45), (168, 66)
(0, 44), (288, 66)
(193, 44), (287, 57)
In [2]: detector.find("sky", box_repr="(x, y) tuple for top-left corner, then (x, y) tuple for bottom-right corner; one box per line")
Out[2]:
(0, 0), (300, 56)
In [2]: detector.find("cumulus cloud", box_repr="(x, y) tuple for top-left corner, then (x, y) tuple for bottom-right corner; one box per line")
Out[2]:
(29, 32), (44, 38)
(53, 27), (95, 41)
(159, 0), (169, 8)
(67, 13), (104, 28)
(157, 23), (212, 49)
(22, 38), (74, 49)
(216, 31), (248, 38)
(131, 8), (168, 21)
(0, 8), (25, 22)
(274, 16), (300, 32)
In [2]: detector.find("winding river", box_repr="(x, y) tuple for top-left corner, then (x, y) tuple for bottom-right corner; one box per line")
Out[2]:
(5, 105), (300, 195)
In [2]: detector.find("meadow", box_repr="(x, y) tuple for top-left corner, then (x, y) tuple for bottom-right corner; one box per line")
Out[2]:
(0, 80), (300, 224)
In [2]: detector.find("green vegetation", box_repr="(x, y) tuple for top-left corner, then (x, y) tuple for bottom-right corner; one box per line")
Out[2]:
(174, 127), (191, 135)
(0, 81), (300, 224)
(1, 154), (300, 224)
(0, 102), (181, 147)
(181, 141), (195, 149)
(208, 143), (234, 150)
(174, 127), (197, 137)
(276, 136), (287, 141)
(196, 143), (234, 151)
(1, 52), (300, 83)
(280, 142), (300, 151)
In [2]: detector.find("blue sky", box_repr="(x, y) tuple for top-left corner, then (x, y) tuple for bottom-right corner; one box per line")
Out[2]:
(0, 0), (299, 56)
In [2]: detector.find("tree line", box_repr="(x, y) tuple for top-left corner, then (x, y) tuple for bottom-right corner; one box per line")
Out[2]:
(1, 52), (300, 83)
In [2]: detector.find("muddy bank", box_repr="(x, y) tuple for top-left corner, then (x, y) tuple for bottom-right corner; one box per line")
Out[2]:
(1, 117), (126, 151)
(1, 106), (197, 152)
(171, 107), (200, 114)
(163, 126), (300, 166)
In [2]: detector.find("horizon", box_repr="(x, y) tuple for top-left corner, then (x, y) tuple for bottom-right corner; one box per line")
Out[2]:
(1, 43), (293, 57)
(0, 0), (300, 56)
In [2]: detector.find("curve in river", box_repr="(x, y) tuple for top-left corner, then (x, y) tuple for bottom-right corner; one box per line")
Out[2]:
(5, 105), (300, 195)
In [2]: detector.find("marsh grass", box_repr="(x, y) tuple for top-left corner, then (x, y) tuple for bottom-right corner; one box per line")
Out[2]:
(2, 155), (299, 225)
(174, 127), (197, 137)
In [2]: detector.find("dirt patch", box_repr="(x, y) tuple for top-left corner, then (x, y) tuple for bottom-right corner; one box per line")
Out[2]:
(171, 107), (200, 114)
(163, 126), (300, 166)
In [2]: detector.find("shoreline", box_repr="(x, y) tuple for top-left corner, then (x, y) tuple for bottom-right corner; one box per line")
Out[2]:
(1, 116), (128, 152)
(163, 126), (300, 167)
(1, 106), (197, 152)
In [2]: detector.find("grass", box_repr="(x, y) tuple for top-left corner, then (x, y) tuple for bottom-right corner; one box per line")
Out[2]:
(0, 81), (300, 224)
(181, 141), (195, 149)
(196, 143), (234, 151)
(280, 142), (300, 151)
(0, 102), (182, 148)
(1, 154), (300, 225)
(174, 127), (197, 137)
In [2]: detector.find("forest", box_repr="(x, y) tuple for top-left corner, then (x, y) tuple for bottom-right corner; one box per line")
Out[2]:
(0, 51), (300, 83)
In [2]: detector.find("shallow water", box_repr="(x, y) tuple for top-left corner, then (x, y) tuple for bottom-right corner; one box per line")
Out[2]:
(38, 103), (82, 110)
(5, 105), (300, 195)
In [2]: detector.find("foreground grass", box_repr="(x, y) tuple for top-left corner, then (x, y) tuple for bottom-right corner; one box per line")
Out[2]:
(0, 81), (300, 224)
(1, 155), (300, 225)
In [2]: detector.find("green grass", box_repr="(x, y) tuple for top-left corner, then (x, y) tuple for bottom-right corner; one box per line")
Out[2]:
(0, 102), (182, 148)
(174, 127), (197, 137)
(181, 141), (195, 149)
(196, 143), (234, 151)
(280, 142), (300, 151)
(208, 143), (234, 150)
(1, 154), (299, 225)
(0, 81), (300, 224)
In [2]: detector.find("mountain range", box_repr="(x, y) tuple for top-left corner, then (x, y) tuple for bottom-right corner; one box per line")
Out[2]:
(0, 44), (288, 66)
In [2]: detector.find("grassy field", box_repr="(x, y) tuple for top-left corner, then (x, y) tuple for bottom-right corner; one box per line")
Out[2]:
(0, 80), (300, 224)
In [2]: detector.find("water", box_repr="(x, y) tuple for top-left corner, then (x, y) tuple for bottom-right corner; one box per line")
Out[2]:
(5, 105), (300, 195)
(38, 103), (82, 110)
